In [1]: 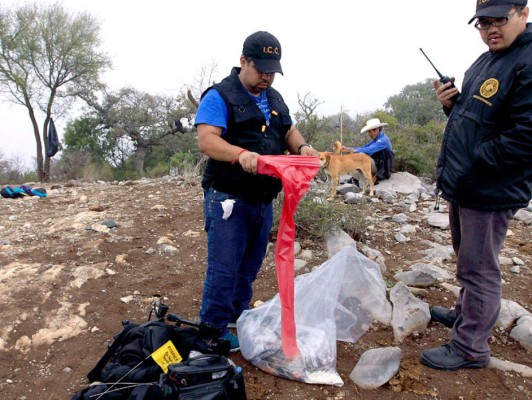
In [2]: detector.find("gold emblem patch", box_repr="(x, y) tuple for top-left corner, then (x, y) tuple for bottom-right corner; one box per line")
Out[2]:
(480, 78), (499, 99)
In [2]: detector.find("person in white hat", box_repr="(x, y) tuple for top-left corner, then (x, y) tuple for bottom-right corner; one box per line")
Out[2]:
(342, 118), (395, 182)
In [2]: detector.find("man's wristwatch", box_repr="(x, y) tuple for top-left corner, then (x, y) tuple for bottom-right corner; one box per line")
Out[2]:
(297, 143), (312, 155)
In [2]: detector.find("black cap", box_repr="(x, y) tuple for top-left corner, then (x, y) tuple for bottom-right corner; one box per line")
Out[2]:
(242, 31), (283, 75)
(468, 0), (527, 24)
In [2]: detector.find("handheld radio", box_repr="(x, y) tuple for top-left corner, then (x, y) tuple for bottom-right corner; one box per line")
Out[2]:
(419, 48), (459, 99)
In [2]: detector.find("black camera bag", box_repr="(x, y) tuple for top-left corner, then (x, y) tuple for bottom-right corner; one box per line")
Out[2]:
(164, 354), (247, 400)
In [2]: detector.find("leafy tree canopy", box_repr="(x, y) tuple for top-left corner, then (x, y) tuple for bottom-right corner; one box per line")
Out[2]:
(0, 2), (110, 181)
(384, 78), (446, 126)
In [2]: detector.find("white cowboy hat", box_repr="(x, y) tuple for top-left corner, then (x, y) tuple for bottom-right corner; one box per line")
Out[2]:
(360, 118), (388, 134)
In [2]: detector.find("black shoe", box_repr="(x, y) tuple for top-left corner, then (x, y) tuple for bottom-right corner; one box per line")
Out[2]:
(420, 344), (489, 371)
(197, 322), (231, 356)
(430, 306), (457, 328)
(219, 330), (240, 353)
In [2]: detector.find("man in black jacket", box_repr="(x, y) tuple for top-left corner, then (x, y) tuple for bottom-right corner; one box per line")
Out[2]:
(421, 0), (532, 371)
(194, 31), (318, 352)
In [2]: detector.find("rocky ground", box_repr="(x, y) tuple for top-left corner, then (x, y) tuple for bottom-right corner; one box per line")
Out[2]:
(0, 174), (530, 400)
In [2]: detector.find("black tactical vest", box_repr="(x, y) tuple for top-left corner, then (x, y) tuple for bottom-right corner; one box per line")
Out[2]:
(201, 67), (292, 203)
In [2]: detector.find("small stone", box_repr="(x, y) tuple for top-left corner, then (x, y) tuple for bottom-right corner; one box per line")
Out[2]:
(512, 257), (525, 266)
(100, 219), (118, 228)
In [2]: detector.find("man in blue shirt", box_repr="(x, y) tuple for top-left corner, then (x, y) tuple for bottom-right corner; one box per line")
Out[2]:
(342, 118), (395, 183)
(194, 31), (318, 352)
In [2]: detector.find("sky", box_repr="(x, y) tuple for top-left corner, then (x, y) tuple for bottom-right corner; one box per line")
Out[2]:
(0, 0), (489, 168)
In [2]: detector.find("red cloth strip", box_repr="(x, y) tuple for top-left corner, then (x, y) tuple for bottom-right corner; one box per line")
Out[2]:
(257, 155), (320, 357)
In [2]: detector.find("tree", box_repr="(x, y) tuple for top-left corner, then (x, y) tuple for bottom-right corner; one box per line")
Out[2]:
(0, 3), (110, 181)
(392, 120), (446, 178)
(294, 92), (329, 145)
(63, 116), (111, 159)
(0, 150), (35, 184)
(186, 61), (218, 109)
(81, 87), (188, 173)
(384, 78), (446, 126)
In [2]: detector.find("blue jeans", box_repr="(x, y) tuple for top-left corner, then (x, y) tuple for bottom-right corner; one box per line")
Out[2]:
(199, 188), (273, 331)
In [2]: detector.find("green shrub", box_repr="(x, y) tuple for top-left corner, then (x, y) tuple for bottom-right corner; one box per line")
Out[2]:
(82, 162), (114, 181)
(146, 162), (170, 178)
(111, 166), (141, 182)
(272, 188), (369, 242)
(170, 152), (196, 175)
(20, 170), (39, 183)
(389, 120), (445, 179)
(0, 152), (37, 184)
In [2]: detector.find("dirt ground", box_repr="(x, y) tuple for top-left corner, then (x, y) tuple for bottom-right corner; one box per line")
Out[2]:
(0, 177), (530, 400)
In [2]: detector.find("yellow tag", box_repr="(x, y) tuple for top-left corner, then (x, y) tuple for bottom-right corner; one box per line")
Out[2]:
(271, 110), (278, 116)
(151, 340), (182, 373)
(261, 125), (266, 132)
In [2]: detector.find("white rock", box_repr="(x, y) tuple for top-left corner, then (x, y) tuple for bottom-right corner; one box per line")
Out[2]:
(499, 256), (513, 266)
(299, 249), (313, 260)
(509, 316), (532, 352)
(294, 241), (301, 256)
(497, 299), (532, 329)
(395, 233), (409, 244)
(294, 259), (308, 271)
(350, 347), (402, 389)
(489, 357), (532, 377)
(158, 244), (179, 255)
(512, 257), (525, 266)
(390, 282), (430, 343)
(427, 213), (449, 230)
(400, 224), (417, 234)
(120, 295), (135, 304)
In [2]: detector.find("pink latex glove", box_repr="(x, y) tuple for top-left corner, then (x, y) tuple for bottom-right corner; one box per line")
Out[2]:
(257, 155), (320, 357)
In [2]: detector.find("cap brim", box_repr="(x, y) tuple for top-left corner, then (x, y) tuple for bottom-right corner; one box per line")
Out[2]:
(468, 4), (514, 24)
(253, 58), (283, 75)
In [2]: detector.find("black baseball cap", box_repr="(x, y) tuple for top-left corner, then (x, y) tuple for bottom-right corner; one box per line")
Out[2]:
(242, 31), (283, 75)
(468, 0), (527, 24)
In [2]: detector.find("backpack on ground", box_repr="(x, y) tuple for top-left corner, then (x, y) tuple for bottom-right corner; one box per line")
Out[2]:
(1, 185), (47, 199)
(71, 316), (245, 400)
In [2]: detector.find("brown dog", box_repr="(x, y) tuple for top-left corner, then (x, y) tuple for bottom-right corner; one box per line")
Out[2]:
(318, 152), (375, 199)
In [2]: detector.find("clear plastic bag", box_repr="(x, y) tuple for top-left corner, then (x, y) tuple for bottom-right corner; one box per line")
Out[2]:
(238, 246), (392, 386)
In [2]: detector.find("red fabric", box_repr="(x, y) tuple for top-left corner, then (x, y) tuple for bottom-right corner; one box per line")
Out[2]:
(257, 155), (320, 357)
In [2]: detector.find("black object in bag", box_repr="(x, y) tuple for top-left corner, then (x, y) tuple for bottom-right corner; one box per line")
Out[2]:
(165, 354), (247, 400)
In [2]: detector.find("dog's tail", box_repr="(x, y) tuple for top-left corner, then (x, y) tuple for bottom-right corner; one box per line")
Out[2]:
(332, 141), (342, 155)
